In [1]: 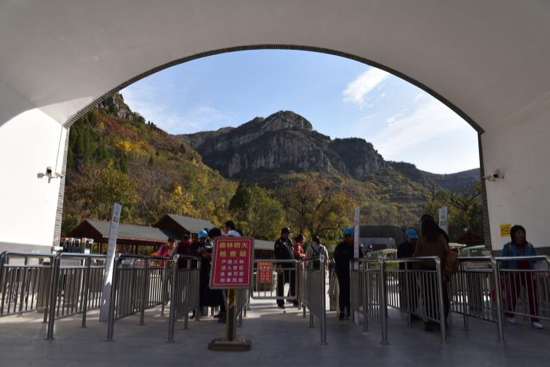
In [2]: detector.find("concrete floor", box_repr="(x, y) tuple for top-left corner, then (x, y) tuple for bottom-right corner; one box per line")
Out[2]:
(0, 299), (548, 367)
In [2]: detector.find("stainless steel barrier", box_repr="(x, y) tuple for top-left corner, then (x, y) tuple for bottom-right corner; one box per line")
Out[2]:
(167, 255), (201, 343)
(298, 256), (327, 345)
(351, 257), (446, 344)
(0, 252), (54, 319)
(237, 288), (249, 328)
(252, 259), (299, 303)
(350, 259), (382, 335)
(107, 254), (171, 341)
(449, 257), (504, 342)
(46, 253), (106, 339)
(496, 256), (550, 328)
(384, 257), (446, 343)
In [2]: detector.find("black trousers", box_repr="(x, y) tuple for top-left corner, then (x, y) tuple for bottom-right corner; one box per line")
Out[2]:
(337, 272), (350, 314)
(277, 269), (296, 305)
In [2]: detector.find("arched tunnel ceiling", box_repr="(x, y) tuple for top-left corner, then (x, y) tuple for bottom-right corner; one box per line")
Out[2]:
(1, 0), (549, 132)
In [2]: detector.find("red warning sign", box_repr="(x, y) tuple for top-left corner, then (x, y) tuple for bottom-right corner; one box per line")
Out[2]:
(210, 237), (254, 289)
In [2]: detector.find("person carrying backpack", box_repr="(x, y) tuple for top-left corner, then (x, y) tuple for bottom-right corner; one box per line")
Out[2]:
(305, 235), (328, 270)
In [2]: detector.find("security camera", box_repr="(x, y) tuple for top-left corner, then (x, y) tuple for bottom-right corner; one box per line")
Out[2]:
(46, 167), (53, 176)
(483, 169), (504, 181)
(492, 169), (504, 179)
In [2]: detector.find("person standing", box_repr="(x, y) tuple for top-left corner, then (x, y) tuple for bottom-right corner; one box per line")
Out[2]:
(294, 234), (307, 260)
(421, 214), (449, 243)
(274, 227), (298, 308)
(334, 228), (363, 320)
(172, 234), (192, 269)
(305, 235), (329, 270)
(224, 220), (242, 237)
(157, 237), (176, 267)
(501, 225), (543, 329)
(414, 218), (450, 331)
(188, 230), (212, 316)
(397, 229), (419, 319)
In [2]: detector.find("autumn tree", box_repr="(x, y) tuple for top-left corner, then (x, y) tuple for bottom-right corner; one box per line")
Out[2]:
(277, 180), (354, 241)
(422, 181), (484, 241)
(76, 166), (137, 221)
(228, 184), (285, 240)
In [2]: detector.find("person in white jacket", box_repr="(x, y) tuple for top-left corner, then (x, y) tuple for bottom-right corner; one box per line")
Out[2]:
(305, 235), (329, 269)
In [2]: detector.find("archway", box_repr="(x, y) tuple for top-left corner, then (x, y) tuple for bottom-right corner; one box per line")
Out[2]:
(1, 1), (549, 255)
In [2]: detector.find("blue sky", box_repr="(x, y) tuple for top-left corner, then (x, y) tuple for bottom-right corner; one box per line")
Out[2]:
(121, 50), (479, 174)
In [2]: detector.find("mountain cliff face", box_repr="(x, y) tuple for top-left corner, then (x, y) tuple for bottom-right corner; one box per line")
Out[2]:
(179, 111), (386, 183)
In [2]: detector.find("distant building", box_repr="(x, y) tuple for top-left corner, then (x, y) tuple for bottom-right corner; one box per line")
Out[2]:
(254, 239), (277, 259)
(154, 214), (215, 239)
(359, 226), (406, 252)
(68, 219), (178, 254)
(68, 214), (276, 256)
(454, 229), (484, 247)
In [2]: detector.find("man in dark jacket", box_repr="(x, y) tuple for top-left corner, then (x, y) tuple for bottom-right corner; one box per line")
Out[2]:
(333, 228), (363, 320)
(274, 227), (298, 308)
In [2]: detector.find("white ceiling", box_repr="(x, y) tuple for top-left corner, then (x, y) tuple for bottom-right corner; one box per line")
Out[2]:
(1, 0), (549, 131)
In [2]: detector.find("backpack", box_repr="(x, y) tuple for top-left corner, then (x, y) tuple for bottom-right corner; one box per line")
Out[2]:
(310, 245), (325, 270)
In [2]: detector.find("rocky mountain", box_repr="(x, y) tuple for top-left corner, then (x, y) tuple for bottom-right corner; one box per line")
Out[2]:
(62, 94), (482, 241)
(179, 111), (387, 184)
(178, 110), (478, 192)
(390, 162), (480, 192)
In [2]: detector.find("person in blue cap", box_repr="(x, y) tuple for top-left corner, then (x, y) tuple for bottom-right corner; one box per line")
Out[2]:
(397, 229), (420, 320)
(333, 228), (363, 320)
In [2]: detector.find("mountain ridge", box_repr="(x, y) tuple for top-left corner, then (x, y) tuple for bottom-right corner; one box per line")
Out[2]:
(178, 110), (479, 191)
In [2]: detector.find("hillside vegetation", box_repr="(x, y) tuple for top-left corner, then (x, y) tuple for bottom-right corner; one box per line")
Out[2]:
(62, 94), (483, 250)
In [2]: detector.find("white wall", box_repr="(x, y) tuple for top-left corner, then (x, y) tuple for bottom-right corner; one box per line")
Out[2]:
(483, 93), (550, 253)
(0, 83), (67, 253)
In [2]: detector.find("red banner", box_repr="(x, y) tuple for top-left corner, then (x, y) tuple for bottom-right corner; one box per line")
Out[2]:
(210, 237), (254, 289)
(258, 262), (273, 283)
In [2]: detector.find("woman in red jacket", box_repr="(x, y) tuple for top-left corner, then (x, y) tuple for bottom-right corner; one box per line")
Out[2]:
(294, 234), (306, 260)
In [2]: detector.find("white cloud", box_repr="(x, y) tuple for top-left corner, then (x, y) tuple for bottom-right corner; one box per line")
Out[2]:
(121, 84), (232, 134)
(342, 68), (389, 108)
(371, 99), (479, 172)
(385, 107), (408, 123)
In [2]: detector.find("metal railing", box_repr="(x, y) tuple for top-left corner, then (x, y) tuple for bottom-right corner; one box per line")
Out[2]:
(167, 255), (201, 342)
(0, 252), (54, 319)
(46, 253), (106, 339)
(496, 256), (550, 328)
(298, 256), (327, 344)
(350, 259), (382, 335)
(107, 254), (171, 341)
(252, 259), (299, 303)
(448, 257), (504, 342)
(237, 288), (249, 327)
(351, 257), (446, 344)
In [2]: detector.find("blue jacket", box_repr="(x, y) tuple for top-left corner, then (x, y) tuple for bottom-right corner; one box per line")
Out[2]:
(500, 242), (537, 269)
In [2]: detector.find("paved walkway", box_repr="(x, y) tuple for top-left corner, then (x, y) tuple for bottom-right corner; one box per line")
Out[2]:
(0, 299), (548, 366)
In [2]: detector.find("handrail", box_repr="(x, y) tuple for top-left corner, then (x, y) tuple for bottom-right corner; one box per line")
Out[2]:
(379, 256), (442, 265)
(254, 259), (299, 263)
(495, 255), (550, 262)
(0, 251), (55, 258)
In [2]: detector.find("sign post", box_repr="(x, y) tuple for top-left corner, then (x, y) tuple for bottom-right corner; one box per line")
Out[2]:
(439, 206), (449, 236)
(208, 237), (254, 351)
(99, 203), (121, 322)
(354, 206), (360, 259)
(258, 262), (272, 284)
